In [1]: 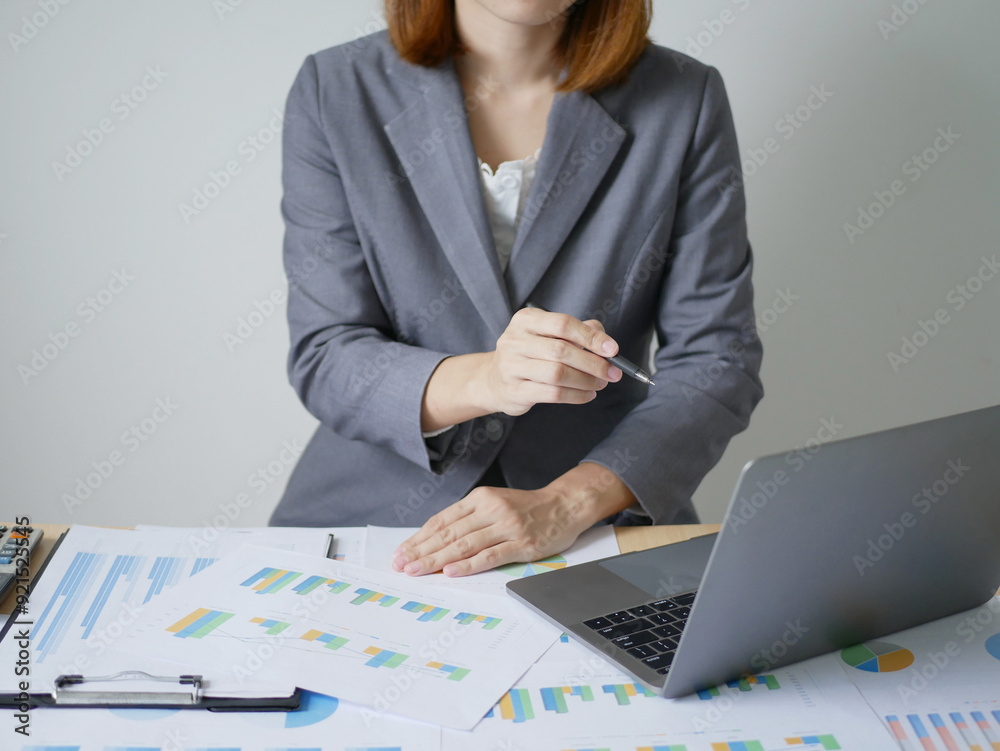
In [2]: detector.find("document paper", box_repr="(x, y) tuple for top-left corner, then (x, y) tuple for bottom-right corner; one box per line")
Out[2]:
(101, 544), (560, 729)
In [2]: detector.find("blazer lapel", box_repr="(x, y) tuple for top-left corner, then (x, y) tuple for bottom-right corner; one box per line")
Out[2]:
(505, 90), (627, 308)
(384, 58), (512, 340)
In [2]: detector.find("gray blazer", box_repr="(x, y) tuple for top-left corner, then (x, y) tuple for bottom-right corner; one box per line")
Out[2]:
(268, 30), (764, 528)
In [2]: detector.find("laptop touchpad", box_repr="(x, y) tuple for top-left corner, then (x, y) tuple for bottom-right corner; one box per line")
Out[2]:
(599, 533), (717, 598)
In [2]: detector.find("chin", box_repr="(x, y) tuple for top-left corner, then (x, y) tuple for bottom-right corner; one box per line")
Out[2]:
(470, 0), (580, 28)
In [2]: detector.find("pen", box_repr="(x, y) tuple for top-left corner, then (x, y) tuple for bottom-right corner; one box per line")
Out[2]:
(525, 303), (655, 386)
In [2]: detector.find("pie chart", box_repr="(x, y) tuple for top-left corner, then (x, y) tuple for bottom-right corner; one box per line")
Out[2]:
(497, 555), (568, 578)
(986, 632), (1000, 661)
(841, 641), (914, 673)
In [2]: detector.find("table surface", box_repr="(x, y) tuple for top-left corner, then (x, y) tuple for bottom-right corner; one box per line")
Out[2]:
(1, 522), (721, 615)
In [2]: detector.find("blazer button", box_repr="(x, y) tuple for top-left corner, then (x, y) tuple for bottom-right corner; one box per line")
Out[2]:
(484, 417), (504, 442)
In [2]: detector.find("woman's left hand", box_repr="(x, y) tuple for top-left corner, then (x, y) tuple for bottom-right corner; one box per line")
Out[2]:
(391, 462), (636, 576)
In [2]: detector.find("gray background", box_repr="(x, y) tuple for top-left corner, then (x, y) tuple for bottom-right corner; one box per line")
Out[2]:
(2, 0), (997, 529)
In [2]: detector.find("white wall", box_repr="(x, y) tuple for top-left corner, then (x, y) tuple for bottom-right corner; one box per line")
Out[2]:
(1, 0), (997, 529)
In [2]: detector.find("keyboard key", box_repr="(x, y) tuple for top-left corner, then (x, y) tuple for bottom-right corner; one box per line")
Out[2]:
(627, 644), (659, 659)
(651, 623), (682, 638)
(648, 612), (677, 626)
(597, 618), (653, 639)
(674, 592), (696, 605)
(653, 637), (678, 651)
(672, 606), (691, 619)
(612, 631), (658, 649)
(628, 605), (656, 617)
(584, 616), (613, 630)
(651, 599), (681, 612)
(605, 611), (633, 624)
(643, 652), (675, 671)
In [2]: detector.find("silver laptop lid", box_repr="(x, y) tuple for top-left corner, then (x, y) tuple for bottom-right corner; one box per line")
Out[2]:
(662, 403), (1000, 697)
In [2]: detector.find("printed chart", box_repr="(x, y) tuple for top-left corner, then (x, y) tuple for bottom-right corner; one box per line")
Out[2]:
(496, 554), (568, 577)
(885, 710), (1000, 751)
(99, 545), (559, 729)
(0, 525), (340, 694)
(841, 641), (915, 673)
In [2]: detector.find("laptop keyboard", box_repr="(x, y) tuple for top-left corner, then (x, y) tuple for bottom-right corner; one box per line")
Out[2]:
(582, 591), (697, 675)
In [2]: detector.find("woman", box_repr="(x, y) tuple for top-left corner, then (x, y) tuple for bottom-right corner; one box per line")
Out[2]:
(269, 0), (764, 578)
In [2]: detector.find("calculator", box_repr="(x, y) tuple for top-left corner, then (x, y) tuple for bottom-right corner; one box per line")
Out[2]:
(0, 524), (44, 607)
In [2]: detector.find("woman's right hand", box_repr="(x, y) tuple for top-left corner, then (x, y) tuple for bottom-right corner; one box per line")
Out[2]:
(477, 307), (623, 416)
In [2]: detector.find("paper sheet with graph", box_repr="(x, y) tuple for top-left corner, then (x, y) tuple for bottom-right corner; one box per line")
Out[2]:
(97, 544), (560, 729)
(0, 524), (357, 697)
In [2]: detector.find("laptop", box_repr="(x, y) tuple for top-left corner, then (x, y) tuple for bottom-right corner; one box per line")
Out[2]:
(507, 404), (1000, 698)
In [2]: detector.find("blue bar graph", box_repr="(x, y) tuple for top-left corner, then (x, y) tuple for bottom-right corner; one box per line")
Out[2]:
(907, 714), (931, 744)
(34, 552), (106, 662)
(144, 556), (185, 603)
(191, 557), (217, 575)
(81, 554), (142, 637)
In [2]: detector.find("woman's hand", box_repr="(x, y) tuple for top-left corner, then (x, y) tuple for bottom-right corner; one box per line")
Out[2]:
(391, 462), (636, 576)
(420, 308), (623, 432)
(481, 308), (623, 416)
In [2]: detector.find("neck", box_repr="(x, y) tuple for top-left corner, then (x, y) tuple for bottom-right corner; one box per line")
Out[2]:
(453, 0), (568, 91)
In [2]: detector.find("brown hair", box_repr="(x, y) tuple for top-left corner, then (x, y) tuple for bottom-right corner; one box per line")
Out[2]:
(385, 0), (652, 93)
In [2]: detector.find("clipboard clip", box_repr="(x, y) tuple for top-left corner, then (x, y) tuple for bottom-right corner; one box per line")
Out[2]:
(54, 671), (203, 706)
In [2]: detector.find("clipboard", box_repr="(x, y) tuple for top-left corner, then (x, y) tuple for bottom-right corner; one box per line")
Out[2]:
(0, 529), (302, 712)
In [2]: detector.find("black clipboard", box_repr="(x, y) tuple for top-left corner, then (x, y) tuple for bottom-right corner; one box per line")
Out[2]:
(0, 529), (302, 712)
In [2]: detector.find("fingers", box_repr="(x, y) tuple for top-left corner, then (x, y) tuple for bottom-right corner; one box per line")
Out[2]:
(392, 501), (475, 571)
(520, 308), (618, 358)
(512, 310), (621, 383)
(443, 540), (523, 577)
(400, 526), (504, 577)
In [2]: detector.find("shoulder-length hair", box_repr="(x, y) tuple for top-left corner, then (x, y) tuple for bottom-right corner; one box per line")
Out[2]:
(386, 0), (652, 93)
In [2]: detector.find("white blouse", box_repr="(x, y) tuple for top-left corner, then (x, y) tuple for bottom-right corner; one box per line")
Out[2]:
(422, 148), (541, 440)
(476, 147), (541, 272)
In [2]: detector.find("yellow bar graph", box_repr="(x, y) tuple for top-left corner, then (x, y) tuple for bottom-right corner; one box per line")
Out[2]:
(254, 569), (288, 592)
(167, 607), (210, 633)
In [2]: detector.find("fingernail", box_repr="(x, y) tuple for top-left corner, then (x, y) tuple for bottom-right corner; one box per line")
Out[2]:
(608, 366), (622, 381)
(404, 561), (422, 575)
(443, 564), (458, 577)
(392, 556), (408, 571)
(602, 339), (616, 355)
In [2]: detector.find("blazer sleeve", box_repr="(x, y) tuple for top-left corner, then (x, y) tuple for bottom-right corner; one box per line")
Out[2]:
(583, 66), (764, 523)
(281, 55), (453, 471)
